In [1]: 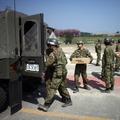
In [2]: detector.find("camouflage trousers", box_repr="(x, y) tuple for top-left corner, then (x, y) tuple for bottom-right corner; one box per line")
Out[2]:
(74, 64), (88, 88)
(115, 57), (120, 69)
(45, 73), (70, 104)
(102, 65), (114, 88)
(96, 52), (101, 64)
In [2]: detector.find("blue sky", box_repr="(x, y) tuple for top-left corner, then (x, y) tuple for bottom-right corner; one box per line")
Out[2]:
(0, 0), (120, 33)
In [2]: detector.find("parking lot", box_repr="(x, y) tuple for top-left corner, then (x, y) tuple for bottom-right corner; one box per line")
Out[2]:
(1, 44), (120, 120)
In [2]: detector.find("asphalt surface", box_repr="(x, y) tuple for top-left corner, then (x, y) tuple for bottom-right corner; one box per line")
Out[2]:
(1, 44), (120, 120)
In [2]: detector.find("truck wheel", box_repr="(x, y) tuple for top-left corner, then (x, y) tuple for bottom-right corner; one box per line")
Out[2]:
(0, 87), (8, 112)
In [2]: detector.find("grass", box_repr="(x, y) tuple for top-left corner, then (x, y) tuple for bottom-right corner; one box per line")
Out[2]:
(58, 36), (120, 44)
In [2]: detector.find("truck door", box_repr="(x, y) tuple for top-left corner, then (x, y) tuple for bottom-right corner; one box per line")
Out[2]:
(21, 14), (44, 78)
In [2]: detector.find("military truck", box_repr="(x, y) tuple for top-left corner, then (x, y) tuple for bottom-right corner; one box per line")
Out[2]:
(0, 9), (52, 114)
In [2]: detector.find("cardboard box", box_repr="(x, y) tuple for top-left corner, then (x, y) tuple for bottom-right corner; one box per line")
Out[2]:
(71, 58), (90, 64)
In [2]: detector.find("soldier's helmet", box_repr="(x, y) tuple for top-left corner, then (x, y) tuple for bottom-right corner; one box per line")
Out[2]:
(76, 40), (83, 45)
(110, 38), (114, 43)
(118, 39), (120, 43)
(104, 38), (111, 45)
(46, 38), (59, 46)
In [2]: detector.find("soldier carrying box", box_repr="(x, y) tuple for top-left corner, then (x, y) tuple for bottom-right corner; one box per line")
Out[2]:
(70, 40), (93, 93)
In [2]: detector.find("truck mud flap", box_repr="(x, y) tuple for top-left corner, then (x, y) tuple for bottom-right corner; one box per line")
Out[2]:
(9, 78), (22, 114)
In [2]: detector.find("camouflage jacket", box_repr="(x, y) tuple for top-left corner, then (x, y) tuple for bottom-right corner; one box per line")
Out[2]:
(102, 46), (114, 66)
(45, 47), (67, 68)
(95, 43), (101, 53)
(70, 48), (93, 61)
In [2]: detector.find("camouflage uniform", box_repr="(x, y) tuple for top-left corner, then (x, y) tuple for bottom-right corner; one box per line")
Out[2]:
(45, 47), (71, 106)
(38, 38), (72, 112)
(101, 38), (114, 79)
(102, 45), (115, 90)
(70, 48), (93, 90)
(95, 41), (101, 65)
(115, 43), (120, 71)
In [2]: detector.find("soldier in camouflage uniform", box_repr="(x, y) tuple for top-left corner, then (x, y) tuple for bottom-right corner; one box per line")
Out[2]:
(101, 38), (115, 79)
(101, 38), (115, 93)
(38, 38), (72, 112)
(115, 39), (120, 72)
(95, 39), (101, 66)
(70, 40), (93, 93)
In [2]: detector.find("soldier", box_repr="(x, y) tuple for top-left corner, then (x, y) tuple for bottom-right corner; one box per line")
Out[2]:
(101, 38), (115, 93)
(38, 38), (72, 112)
(95, 39), (102, 66)
(101, 38), (115, 78)
(115, 39), (120, 72)
(70, 40), (93, 93)
(46, 39), (68, 102)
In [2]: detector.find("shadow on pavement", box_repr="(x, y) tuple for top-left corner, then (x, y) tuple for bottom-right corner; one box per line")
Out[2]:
(66, 76), (105, 92)
(89, 72), (105, 90)
(91, 72), (101, 79)
(88, 79), (105, 90)
(22, 83), (46, 105)
(66, 78), (75, 90)
(22, 83), (64, 105)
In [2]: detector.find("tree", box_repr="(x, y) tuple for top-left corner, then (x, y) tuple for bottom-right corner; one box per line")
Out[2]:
(54, 29), (80, 44)
(116, 31), (120, 34)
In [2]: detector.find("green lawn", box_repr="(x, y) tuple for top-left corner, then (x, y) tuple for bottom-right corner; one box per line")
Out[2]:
(58, 36), (120, 44)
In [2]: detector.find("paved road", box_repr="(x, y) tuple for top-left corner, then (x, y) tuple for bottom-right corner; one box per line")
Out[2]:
(1, 44), (120, 120)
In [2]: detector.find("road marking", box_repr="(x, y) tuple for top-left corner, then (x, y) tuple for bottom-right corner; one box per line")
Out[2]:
(20, 108), (111, 120)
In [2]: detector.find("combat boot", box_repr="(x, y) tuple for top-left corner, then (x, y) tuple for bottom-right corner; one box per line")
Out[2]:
(101, 88), (110, 93)
(61, 96), (66, 103)
(73, 87), (79, 93)
(62, 98), (72, 107)
(96, 63), (100, 66)
(110, 85), (114, 91)
(38, 103), (50, 112)
(84, 84), (91, 90)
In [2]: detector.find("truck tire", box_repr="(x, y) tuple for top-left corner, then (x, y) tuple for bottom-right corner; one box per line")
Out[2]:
(0, 86), (7, 112)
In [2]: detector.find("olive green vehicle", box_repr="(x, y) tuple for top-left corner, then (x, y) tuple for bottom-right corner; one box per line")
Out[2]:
(0, 9), (52, 114)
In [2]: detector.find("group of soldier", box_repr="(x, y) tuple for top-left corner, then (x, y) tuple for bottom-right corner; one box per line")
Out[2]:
(38, 37), (120, 112)
(95, 38), (120, 71)
(95, 38), (120, 93)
